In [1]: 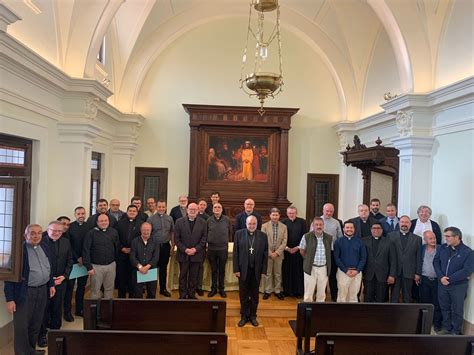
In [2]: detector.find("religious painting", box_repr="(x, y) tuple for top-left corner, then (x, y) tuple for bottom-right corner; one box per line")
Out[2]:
(207, 136), (269, 182)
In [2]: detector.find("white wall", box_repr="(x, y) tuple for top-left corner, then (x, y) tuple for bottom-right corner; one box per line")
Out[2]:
(436, 0), (474, 88)
(431, 129), (474, 324)
(134, 18), (342, 215)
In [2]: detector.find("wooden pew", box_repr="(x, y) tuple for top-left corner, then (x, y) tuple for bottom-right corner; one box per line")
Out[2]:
(48, 330), (227, 355)
(289, 302), (434, 354)
(84, 298), (226, 332)
(315, 333), (474, 355)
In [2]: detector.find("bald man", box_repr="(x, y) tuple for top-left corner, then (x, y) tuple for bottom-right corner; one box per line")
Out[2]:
(234, 198), (262, 232)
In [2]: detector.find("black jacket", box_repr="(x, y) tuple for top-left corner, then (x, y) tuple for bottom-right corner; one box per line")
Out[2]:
(41, 234), (73, 279)
(130, 237), (160, 268)
(362, 235), (397, 282)
(233, 229), (268, 282)
(116, 217), (142, 259)
(82, 227), (119, 270)
(68, 221), (89, 261)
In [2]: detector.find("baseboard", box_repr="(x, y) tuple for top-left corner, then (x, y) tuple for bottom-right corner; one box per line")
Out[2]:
(0, 320), (13, 348)
(464, 319), (474, 335)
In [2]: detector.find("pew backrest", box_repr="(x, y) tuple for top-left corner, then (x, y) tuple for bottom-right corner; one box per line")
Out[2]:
(315, 333), (474, 355)
(48, 330), (227, 355)
(84, 298), (226, 332)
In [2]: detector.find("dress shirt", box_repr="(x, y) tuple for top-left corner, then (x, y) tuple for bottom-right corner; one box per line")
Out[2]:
(26, 244), (51, 286)
(298, 233), (326, 266)
(321, 216), (343, 250)
(413, 218), (433, 243)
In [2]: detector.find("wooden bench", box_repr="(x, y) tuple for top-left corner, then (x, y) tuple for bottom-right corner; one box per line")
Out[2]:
(289, 302), (434, 354)
(315, 333), (474, 355)
(48, 330), (227, 355)
(84, 298), (226, 332)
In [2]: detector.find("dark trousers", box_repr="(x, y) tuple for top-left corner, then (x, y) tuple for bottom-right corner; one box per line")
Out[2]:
(329, 251), (338, 301)
(391, 276), (413, 303)
(158, 242), (171, 292)
(419, 276), (442, 329)
(438, 282), (468, 334)
(64, 274), (88, 315)
(132, 272), (157, 299)
(13, 284), (48, 354)
(208, 249), (228, 291)
(364, 276), (387, 302)
(197, 250), (207, 290)
(39, 282), (66, 338)
(179, 261), (200, 298)
(117, 257), (134, 298)
(239, 268), (260, 319)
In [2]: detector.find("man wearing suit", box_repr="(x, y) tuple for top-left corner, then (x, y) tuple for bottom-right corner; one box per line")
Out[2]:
(170, 195), (188, 223)
(174, 203), (207, 299)
(262, 208), (288, 300)
(362, 222), (396, 302)
(234, 198), (262, 232)
(388, 215), (422, 303)
(38, 221), (73, 347)
(234, 215), (268, 327)
(380, 203), (399, 235)
(350, 204), (377, 239)
(410, 205), (442, 245)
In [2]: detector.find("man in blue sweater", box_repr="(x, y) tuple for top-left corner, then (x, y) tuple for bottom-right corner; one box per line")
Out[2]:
(434, 227), (473, 335)
(334, 221), (367, 302)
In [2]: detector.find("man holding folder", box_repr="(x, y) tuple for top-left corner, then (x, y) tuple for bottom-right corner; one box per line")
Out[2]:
(130, 222), (160, 298)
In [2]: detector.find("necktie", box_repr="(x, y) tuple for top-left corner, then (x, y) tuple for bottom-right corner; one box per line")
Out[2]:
(390, 219), (394, 231)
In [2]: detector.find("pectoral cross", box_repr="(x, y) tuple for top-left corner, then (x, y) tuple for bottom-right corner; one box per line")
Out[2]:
(249, 247), (254, 254)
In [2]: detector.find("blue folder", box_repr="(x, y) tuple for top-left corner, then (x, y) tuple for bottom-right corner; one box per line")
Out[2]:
(69, 264), (88, 279)
(137, 268), (157, 283)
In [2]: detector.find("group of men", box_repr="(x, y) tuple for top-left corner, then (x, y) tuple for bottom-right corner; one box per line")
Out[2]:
(3, 194), (473, 354)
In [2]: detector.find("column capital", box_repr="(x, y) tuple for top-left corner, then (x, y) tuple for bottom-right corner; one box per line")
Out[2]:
(391, 136), (435, 157)
(0, 4), (21, 32)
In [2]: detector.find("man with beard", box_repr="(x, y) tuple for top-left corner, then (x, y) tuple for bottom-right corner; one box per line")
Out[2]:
(63, 206), (89, 320)
(388, 215), (421, 303)
(334, 221), (367, 302)
(86, 199), (116, 229)
(369, 198), (385, 220)
(362, 222), (396, 302)
(233, 216), (268, 327)
(148, 200), (174, 297)
(116, 205), (142, 298)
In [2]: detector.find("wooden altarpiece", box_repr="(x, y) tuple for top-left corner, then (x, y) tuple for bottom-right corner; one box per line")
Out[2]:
(183, 104), (298, 221)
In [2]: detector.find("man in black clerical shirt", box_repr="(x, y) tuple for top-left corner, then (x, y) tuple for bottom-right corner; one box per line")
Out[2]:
(350, 204), (377, 238)
(370, 198), (385, 220)
(38, 221), (73, 347)
(116, 205), (142, 297)
(174, 203), (207, 299)
(64, 206), (89, 320)
(233, 215), (268, 327)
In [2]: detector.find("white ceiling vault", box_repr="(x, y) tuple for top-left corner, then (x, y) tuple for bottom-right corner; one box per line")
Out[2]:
(3, 0), (464, 120)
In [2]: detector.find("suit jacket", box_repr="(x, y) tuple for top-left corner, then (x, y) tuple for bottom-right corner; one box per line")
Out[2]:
(170, 205), (187, 223)
(41, 234), (73, 280)
(362, 235), (397, 282)
(4, 242), (55, 305)
(234, 211), (262, 232)
(261, 221), (288, 258)
(174, 217), (207, 263)
(380, 216), (400, 236)
(388, 231), (422, 279)
(410, 219), (442, 245)
(350, 216), (378, 238)
(233, 229), (268, 282)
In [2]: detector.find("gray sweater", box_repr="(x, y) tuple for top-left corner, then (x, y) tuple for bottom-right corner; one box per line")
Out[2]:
(207, 215), (232, 251)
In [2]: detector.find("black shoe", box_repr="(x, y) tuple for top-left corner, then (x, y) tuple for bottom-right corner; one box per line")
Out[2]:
(219, 290), (227, 298)
(75, 310), (83, 317)
(188, 295), (198, 300)
(263, 293), (270, 300)
(34, 351), (46, 355)
(38, 336), (48, 348)
(64, 313), (74, 322)
(238, 318), (249, 327)
(196, 289), (204, 296)
(276, 293), (285, 300)
(160, 290), (172, 297)
(250, 317), (259, 327)
(208, 289), (217, 297)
